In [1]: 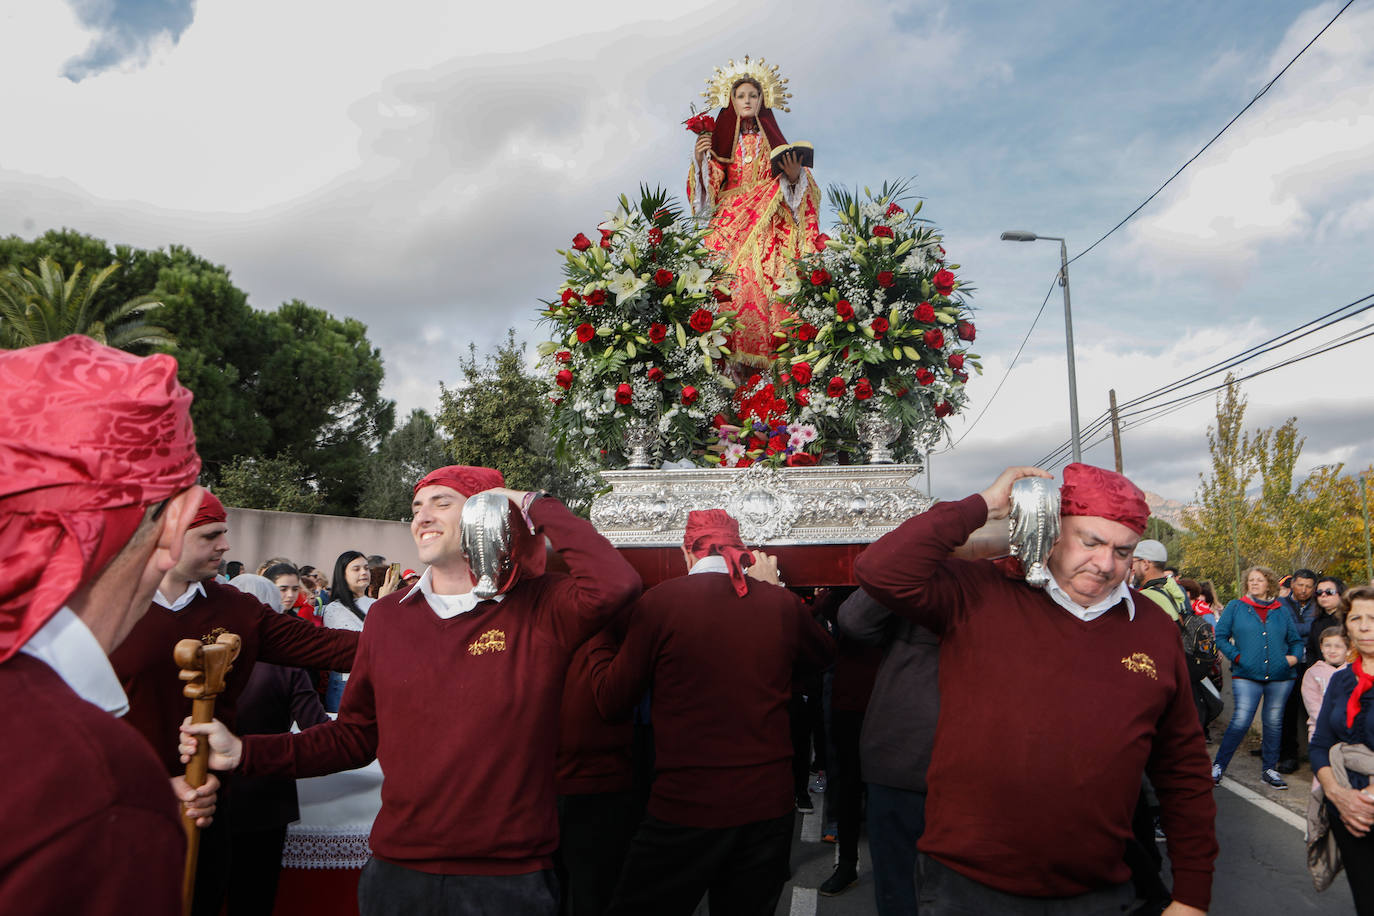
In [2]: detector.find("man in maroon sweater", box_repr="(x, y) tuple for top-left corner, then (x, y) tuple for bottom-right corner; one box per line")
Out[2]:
(111, 489), (361, 916)
(856, 464), (1217, 916)
(0, 336), (218, 915)
(590, 509), (835, 916)
(181, 465), (642, 916)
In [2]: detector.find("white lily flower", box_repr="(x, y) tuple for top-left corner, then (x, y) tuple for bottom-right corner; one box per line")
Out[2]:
(680, 265), (714, 295)
(607, 268), (647, 302)
(775, 274), (801, 298)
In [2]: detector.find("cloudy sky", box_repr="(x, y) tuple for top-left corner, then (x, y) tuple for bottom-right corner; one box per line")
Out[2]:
(3, 0), (1372, 505)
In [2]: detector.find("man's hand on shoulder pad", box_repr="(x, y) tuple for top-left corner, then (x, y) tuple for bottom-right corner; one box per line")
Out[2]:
(978, 466), (1053, 521)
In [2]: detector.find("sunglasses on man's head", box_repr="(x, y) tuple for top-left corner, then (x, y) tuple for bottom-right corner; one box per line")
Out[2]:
(1317, 588), (1339, 596)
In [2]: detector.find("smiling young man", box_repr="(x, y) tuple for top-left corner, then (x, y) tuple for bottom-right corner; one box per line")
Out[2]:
(180, 465), (642, 916)
(855, 463), (1217, 916)
(110, 489), (361, 916)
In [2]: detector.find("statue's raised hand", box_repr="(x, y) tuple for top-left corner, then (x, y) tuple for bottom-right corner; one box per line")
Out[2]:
(778, 150), (803, 184)
(694, 133), (713, 160)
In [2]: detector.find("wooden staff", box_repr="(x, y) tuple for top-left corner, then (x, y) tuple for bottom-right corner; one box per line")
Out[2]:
(174, 632), (241, 916)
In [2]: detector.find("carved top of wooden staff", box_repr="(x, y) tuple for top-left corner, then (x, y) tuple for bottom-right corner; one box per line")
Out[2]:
(175, 632), (241, 702)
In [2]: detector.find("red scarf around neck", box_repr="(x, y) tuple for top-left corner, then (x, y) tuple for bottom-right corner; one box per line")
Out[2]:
(1240, 593), (1279, 623)
(1348, 656), (1374, 729)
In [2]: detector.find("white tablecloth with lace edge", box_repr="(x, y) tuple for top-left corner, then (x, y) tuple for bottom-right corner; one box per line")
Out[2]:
(282, 760), (383, 869)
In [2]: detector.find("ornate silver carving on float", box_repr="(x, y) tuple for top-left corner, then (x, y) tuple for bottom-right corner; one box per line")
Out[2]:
(1007, 477), (1060, 588)
(591, 464), (933, 546)
(622, 419), (657, 470)
(856, 414), (903, 465)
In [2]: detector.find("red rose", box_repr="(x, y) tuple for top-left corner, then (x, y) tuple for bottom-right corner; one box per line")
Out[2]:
(877, 271), (895, 288)
(953, 369), (968, 383)
(555, 369), (573, 389)
(934, 400), (953, 418)
(711, 413), (727, 428)
(712, 288), (731, 303)
(746, 374), (762, 388)
(827, 376), (847, 398)
(836, 299), (854, 321)
(810, 269), (831, 286)
(748, 436), (766, 451)
(560, 288), (580, 305)
(648, 227), (663, 246)
(600, 228), (614, 242)
(814, 233), (830, 252)
(872, 225), (894, 238)
(585, 288), (606, 306)
(795, 389), (811, 406)
(647, 367), (665, 382)
(923, 328), (945, 349)
(948, 353), (965, 370)
(885, 203), (904, 217)
(933, 269), (956, 296)
(916, 368), (935, 386)
(572, 233), (592, 251)
(555, 350), (571, 363)
(576, 323), (596, 343)
(786, 452), (817, 467)
(871, 316), (890, 339)
(648, 323), (668, 343)
(689, 309), (714, 333)
(654, 269), (674, 288)
(615, 383), (632, 405)
(796, 322), (818, 342)
(854, 378), (874, 400)
(792, 361), (813, 385)
(772, 398), (787, 415)
(958, 320), (977, 341)
(769, 434), (789, 452)
(915, 301), (935, 323)
(737, 457), (754, 468)
(681, 386), (699, 405)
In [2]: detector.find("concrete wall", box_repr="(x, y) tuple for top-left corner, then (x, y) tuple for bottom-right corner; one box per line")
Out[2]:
(224, 507), (419, 580)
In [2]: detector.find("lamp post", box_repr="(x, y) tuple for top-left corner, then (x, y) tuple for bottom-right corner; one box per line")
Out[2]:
(1001, 230), (1082, 463)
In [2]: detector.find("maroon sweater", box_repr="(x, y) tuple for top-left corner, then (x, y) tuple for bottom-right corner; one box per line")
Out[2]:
(855, 495), (1217, 910)
(556, 629), (634, 796)
(110, 580), (358, 773)
(0, 655), (184, 915)
(239, 498), (642, 875)
(589, 572), (835, 828)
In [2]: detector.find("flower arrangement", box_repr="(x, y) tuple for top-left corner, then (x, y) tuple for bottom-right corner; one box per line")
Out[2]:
(538, 186), (737, 465)
(765, 181), (981, 462)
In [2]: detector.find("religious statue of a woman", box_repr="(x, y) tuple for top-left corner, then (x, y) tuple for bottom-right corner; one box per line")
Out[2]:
(687, 57), (823, 366)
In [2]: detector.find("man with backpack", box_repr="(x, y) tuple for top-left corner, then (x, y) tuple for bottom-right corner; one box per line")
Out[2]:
(1133, 541), (1220, 731)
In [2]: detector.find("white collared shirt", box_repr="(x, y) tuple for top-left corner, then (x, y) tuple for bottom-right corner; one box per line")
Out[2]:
(19, 607), (130, 717)
(153, 580), (207, 612)
(1044, 574), (1135, 623)
(401, 567), (505, 620)
(688, 555), (728, 575)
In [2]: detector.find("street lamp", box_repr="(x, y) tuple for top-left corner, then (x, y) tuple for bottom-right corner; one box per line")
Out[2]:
(1001, 230), (1082, 463)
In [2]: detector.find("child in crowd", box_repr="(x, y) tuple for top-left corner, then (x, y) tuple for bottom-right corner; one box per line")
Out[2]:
(1302, 625), (1349, 741)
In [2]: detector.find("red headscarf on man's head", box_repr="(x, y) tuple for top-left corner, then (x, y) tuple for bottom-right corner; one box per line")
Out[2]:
(190, 491), (226, 529)
(0, 335), (200, 662)
(683, 509), (754, 597)
(1059, 463), (1149, 535)
(413, 465), (505, 497)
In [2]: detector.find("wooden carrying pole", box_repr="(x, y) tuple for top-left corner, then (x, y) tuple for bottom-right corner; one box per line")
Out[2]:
(174, 632), (240, 916)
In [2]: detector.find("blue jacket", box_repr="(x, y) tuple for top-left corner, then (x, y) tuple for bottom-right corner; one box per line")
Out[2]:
(1309, 665), (1373, 790)
(1214, 598), (1303, 682)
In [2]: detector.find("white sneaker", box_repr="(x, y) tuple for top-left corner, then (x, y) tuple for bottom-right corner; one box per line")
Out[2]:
(810, 770), (827, 793)
(1211, 763), (1222, 786)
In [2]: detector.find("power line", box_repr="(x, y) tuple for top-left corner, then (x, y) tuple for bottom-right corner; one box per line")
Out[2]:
(936, 272), (1060, 453)
(1065, 0), (1357, 268)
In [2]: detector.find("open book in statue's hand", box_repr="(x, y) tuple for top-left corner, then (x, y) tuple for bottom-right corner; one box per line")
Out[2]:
(770, 142), (814, 178)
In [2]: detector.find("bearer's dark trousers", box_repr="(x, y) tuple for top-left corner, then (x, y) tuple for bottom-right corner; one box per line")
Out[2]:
(605, 811), (793, 916)
(358, 857), (559, 916)
(555, 790), (639, 916)
(919, 855), (1133, 915)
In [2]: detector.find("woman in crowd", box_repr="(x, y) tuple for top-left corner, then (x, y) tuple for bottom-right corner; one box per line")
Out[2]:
(264, 561), (322, 627)
(1310, 576), (1348, 664)
(226, 574), (331, 915)
(1309, 586), (1374, 913)
(321, 550), (398, 711)
(1212, 565), (1303, 789)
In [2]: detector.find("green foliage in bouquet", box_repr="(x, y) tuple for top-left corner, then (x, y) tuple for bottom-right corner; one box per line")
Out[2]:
(538, 186), (738, 466)
(770, 180), (981, 461)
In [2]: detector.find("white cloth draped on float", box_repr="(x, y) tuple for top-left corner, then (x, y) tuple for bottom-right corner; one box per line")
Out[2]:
(281, 723), (383, 869)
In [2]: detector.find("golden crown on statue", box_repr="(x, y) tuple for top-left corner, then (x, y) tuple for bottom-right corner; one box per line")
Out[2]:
(702, 55), (792, 112)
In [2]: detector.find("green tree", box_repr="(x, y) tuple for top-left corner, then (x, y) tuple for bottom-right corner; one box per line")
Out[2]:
(215, 454), (324, 513)
(0, 257), (171, 351)
(1144, 517), (1182, 566)
(359, 408), (451, 520)
(437, 330), (598, 513)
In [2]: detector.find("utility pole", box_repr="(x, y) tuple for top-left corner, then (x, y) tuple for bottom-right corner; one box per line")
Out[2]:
(1109, 389), (1123, 474)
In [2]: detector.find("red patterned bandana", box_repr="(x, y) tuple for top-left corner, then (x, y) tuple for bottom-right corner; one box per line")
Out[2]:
(413, 465), (504, 497)
(0, 335), (200, 662)
(1348, 656), (1374, 730)
(684, 509), (753, 597)
(1059, 463), (1149, 535)
(190, 491), (226, 529)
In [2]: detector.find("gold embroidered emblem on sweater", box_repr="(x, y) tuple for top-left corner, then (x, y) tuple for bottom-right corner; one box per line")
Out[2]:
(468, 629), (507, 656)
(1121, 652), (1157, 680)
